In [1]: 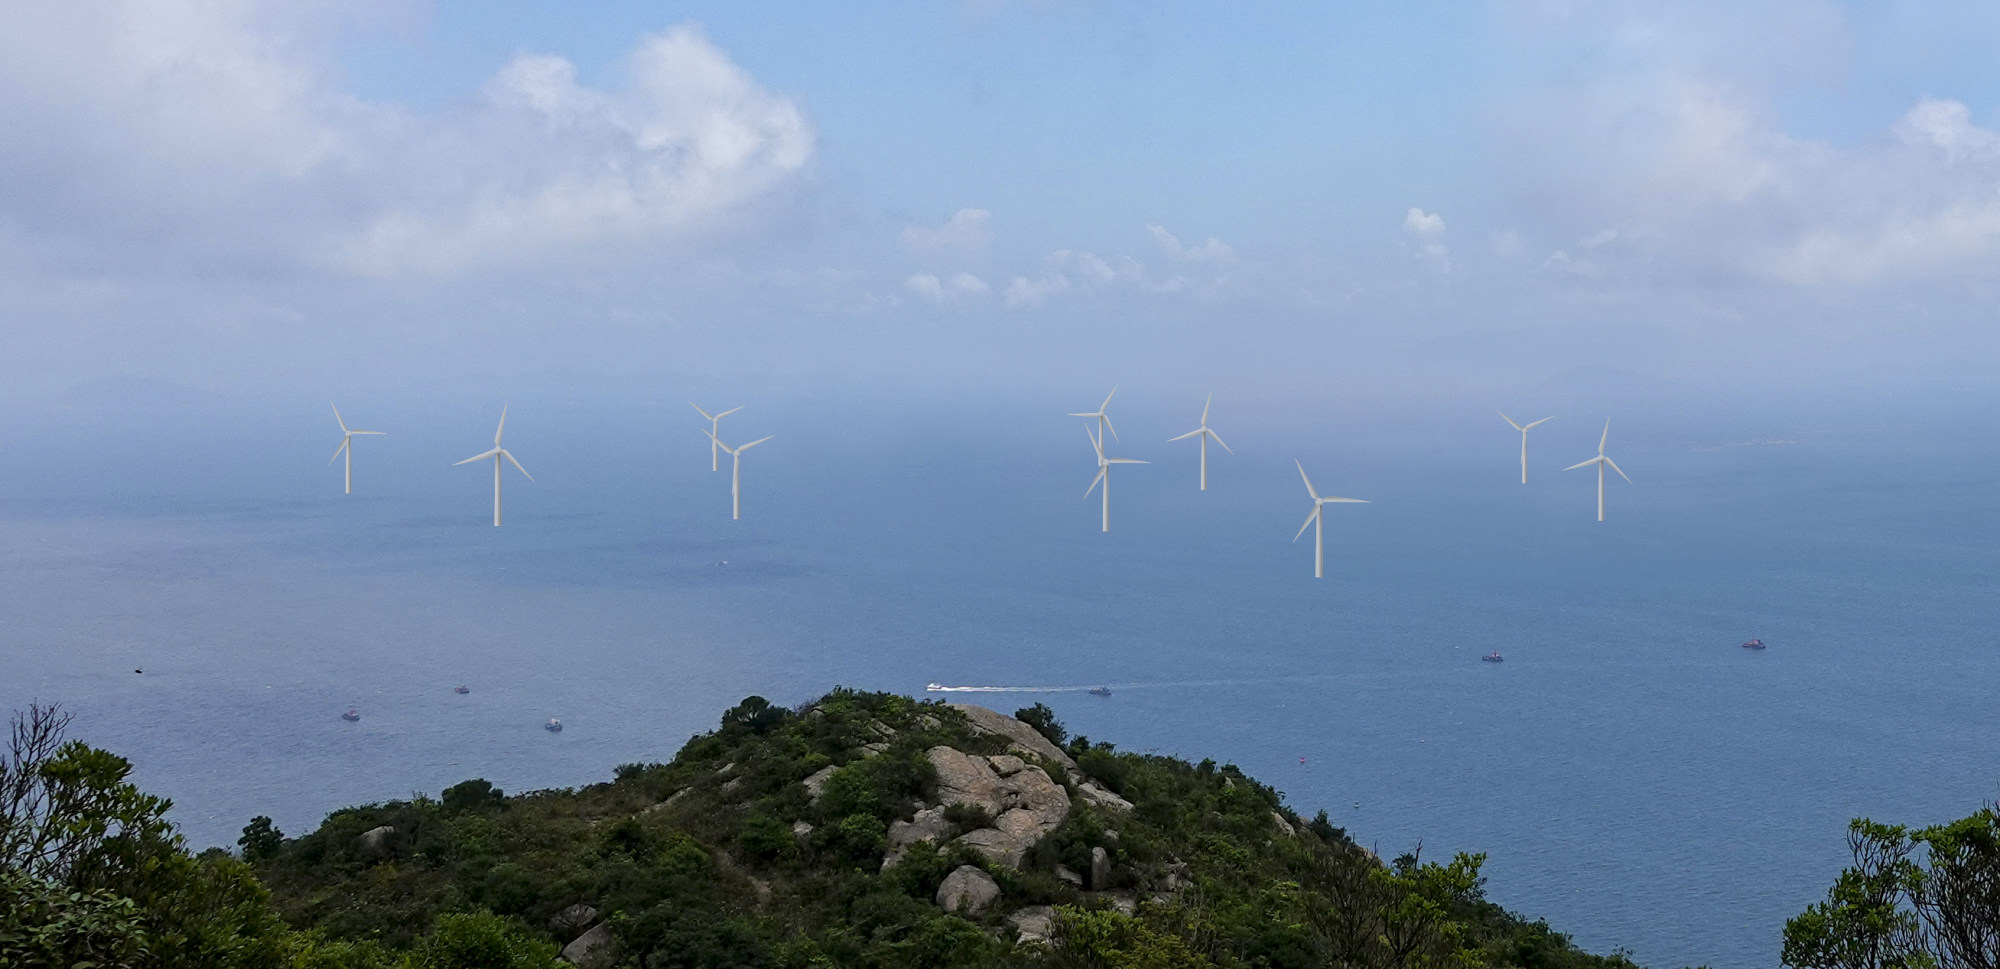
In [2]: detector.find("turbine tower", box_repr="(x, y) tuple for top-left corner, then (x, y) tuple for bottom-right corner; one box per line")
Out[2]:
(1563, 419), (1631, 522)
(327, 403), (385, 495)
(453, 405), (532, 526)
(1168, 392), (1232, 490)
(1293, 461), (1368, 578)
(1068, 386), (1119, 445)
(707, 432), (772, 520)
(1498, 411), (1553, 484)
(691, 402), (743, 471)
(1083, 425), (1147, 531)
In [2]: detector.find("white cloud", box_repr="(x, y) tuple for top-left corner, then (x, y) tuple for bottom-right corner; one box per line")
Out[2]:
(0, 8), (814, 278)
(901, 208), (993, 255)
(905, 273), (944, 299)
(1403, 208), (1447, 237)
(949, 271), (991, 295)
(905, 270), (989, 300)
(1490, 230), (1525, 258)
(1148, 224), (1235, 263)
(1004, 273), (1070, 308)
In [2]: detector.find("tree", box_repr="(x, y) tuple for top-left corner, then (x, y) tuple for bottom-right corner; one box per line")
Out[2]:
(1, 703), (176, 889)
(237, 816), (283, 863)
(1016, 703), (1068, 748)
(441, 779), (506, 814)
(1785, 807), (2000, 969)
(720, 696), (787, 736)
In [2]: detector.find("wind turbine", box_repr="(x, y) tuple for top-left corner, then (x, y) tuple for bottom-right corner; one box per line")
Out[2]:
(690, 402), (743, 471)
(1083, 425), (1147, 532)
(707, 432), (772, 520)
(1168, 392), (1232, 490)
(453, 405), (532, 526)
(1293, 461), (1368, 578)
(1068, 386), (1119, 445)
(1497, 411), (1554, 484)
(1563, 419), (1631, 522)
(327, 403), (385, 495)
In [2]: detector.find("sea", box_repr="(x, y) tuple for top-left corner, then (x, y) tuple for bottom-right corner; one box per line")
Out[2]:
(4, 382), (1998, 969)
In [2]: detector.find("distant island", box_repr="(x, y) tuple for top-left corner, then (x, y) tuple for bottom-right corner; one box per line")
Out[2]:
(4, 691), (1993, 968)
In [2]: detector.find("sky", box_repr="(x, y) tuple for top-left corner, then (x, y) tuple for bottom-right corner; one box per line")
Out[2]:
(3, 1), (2000, 419)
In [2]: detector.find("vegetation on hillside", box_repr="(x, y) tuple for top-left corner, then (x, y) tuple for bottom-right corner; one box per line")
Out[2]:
(4, 691), (1657, 968)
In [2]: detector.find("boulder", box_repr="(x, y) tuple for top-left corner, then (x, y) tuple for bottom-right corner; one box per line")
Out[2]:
(354, 825), (395, 861)
(987, 754), (1026, 776)
(1089, 846), (1112, 891)
(549, 903), (599, 941)
(560, 922), (620, 969)
(857, 742), (890, 757)
(802, 765), (839, 802)
(1110, 892), (1137, 915)
(721, 777), (743, 793)
(882, 806), (951, 869)
(1270, 811), (1296, 837)
(927, 746), (1007, 815)
(1055, 865), (1083, 887)
(936, 865), (1002, 914)
(792, 820), (815, 841)
(948, 763), (1071, 868)
(946, 704), (1078, 770)
(1075, 778), (1134, 813)
(1006, 905), (1055, 942)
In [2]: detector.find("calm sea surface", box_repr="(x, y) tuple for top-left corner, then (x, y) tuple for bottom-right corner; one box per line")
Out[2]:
(4, 397), (1997, 969)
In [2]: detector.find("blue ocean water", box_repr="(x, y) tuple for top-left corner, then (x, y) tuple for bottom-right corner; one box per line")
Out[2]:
(4, 392), (1998, 969)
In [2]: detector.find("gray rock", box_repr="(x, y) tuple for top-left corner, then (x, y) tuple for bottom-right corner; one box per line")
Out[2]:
(1110, 892), (1137, 916)
(947, 763), (1071, 868)
(802, 765), (839, 801)
(718, 762), (737, 775)
(354, 825), (395, 861)
(549, 903), (599, 941)
(988, 754), (1026, 776)
(1006, 905), (1055, 942)
(792, 820), (815, 841)
(867, 720), (896, 740)
(917, 713), (942, 730)
(928, 746), (1007, 815)
(1075, 778), (1134, 813)
(946, 704), (1078, 770)
(1056, 865), (1083, 887)
(560, 922), (620, 969)
(1089, 846), (1112, 891)
(857, 742), (890, 757)
(721, 777), (743, 793)
(1270, 811), (1296, 837)
(936, 865), (1002, 914)
(882, 806), (952, 869)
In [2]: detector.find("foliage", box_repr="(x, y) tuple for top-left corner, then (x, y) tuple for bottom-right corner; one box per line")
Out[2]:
(439, 779), (505, 815)
(1017, 703), (1069, 748)
(239, 816), (284, 863)
(1784, 806), (2000, 969)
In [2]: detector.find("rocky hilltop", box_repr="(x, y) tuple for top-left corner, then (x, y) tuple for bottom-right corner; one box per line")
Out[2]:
(247, 690), (1632, 969)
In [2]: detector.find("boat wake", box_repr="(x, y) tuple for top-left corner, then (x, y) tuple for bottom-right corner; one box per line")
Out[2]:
(926, 683), (1098, 693)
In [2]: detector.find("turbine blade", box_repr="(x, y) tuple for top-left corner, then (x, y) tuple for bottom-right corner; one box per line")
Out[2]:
(1085, 467), (1106, 498)
(1201, 392), (1212, 424)
(690, 402), (715, 421)
(495, 404), (509, 446)
(1498, 410), (1522, 431)
(1208, 429), (1232, 454)
(1067, 411), (1099, 418)
(502, 449), (532, 481)
(1168, 428), (1203, 442)
(1599, 419), (1609, 453)
(716, 406), (743, 418)
(351, 430), (385, 436)
(329, 438), (349, 465)
(1321, 497), (1370, 504)
(1100, 385), (1117, 410)
(455, 448), (501, 466)
(1086, 425), (1104, 461)
(706, 431), (737, 455)
(1525, 416), (1553, 429)
(331, 402), (348, 433)
(737, 435), (774, 451)
(1604, 456), (1632, 483)
(1296, 460), (1320, 500)
(1107, 458), (1147, 464)
(1101, 413), (1118, 442)
(1294, 508), (1319, 542)
(1562, 457), (1600, 472)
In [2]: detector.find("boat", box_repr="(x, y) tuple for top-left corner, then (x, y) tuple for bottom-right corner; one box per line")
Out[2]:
(544, 718), (563, 732)
(1481, 651), (1504, 663)
(926, 683), (943, 692)
(1742, 638), (1766, 650)
(341, 709), (360, 721)
(454, 686), (470, 694)
(1089, 686), (1112, 697)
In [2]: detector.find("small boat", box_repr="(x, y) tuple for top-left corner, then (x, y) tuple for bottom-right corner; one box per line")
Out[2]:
(926, 682), (943, 692)
(1089, 686), (1112, 697)
(341, 709), (360, 721)
(454, 686), (470, 694)
(1742, 638), (1766, 650)
(1481, 651), (1504, 663)
(544, 718), (563, 732)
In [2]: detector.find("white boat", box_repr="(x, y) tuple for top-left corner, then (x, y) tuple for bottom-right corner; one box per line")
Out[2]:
(926, 682), (943, 692)
(544, 718), (562, 733)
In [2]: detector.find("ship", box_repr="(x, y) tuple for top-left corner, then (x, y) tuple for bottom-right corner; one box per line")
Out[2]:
(454, 686), (470, 694)
(1742, 638), (1766, 650)
(1089, 686), (1113, 696)
(1481, 651), (1504, 663)
(544, 718), (563, 732)
(341, 709), (360, 721)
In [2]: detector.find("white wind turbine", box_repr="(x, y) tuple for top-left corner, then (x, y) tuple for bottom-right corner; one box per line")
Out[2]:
(1168, 392), (1232, 490)
(1293, 461), (1368, 578)
(327, 403), (385, 495)
(1083, 425), (1147, 532)
(453, 405), (532, 526)
(1498, 411), (1554, 484)
(690, 402), (743, 471)
(707, 432), (773, 520)
(1068, 386), (1119, 446)
(1563, 419), (1631, 522)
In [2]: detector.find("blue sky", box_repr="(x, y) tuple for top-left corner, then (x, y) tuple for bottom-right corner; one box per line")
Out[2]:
(3, 1), (1999, 417)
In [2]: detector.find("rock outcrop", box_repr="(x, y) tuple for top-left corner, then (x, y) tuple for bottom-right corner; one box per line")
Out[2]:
(1090, 846), (1113, 891)
(936, 865), (1001, 914)
(354, 826), (395, 861)
(1006, 905), (1055, 942)
(882, 806), (952, 869)
(946, 704), (1078, 770)
(802, 765), (838, 801)
(549, 903), (599, 942)
(926, 745), (1071, 868)
(560, 922), (620, 969)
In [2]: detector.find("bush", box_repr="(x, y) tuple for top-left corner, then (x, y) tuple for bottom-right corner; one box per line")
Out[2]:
(1015, 703), (1067, 748)
(441, 779), (505, 815)
(721, 696), (788, 737)
(418, 910), (562, 969)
